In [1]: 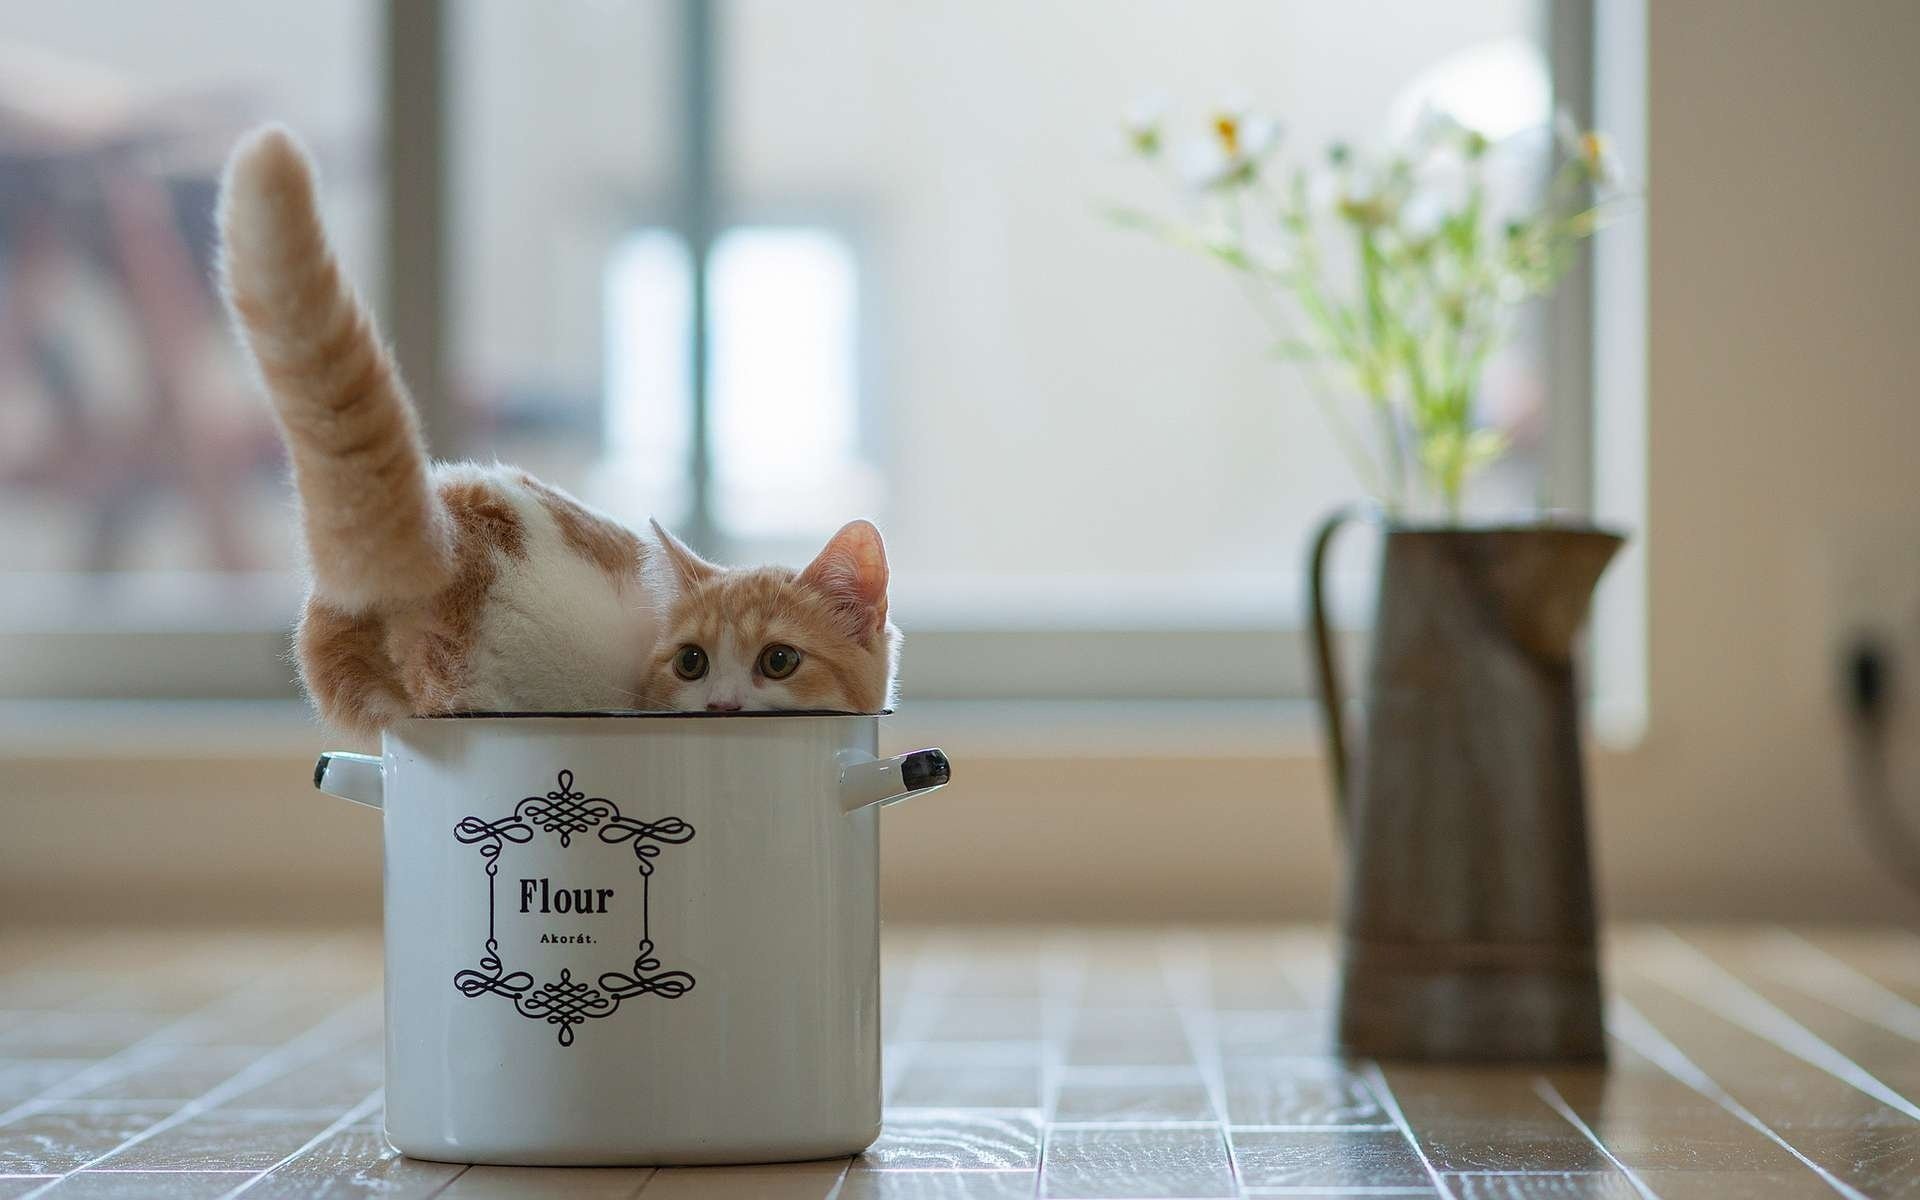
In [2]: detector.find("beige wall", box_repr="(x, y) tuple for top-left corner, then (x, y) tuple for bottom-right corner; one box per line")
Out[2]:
(0, 751), (1342, 927)
(8, 0), (1920, 925)
(1620, 0), (1920, 921)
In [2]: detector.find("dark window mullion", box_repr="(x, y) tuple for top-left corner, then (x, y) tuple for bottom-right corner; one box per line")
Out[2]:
(679, 0), (721, 554)
(383, 0), (457, 456)
(1546, 0), (1596, 515)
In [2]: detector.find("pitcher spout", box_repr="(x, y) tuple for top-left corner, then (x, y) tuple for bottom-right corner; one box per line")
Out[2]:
(1468, 526), (1625, 663)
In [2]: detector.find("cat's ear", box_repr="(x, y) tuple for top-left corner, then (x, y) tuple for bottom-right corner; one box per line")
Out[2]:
(799, 519), (890, 640)
(649, 519), (720, 589)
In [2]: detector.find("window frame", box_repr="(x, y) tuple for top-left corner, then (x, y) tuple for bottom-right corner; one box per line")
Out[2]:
(0, 0), (1609, 719)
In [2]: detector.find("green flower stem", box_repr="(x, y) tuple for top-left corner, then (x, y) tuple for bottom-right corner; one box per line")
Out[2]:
(1108, 110), (1633, 519)
(1355, 228), (1409, 511)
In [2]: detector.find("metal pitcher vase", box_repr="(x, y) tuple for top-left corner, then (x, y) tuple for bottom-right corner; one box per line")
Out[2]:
(1308, 511), (1624, 1061)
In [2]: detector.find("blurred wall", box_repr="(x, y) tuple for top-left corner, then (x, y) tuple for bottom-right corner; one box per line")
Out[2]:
(1603, 0), (1920, 921)
(8, 0), (1920, 925)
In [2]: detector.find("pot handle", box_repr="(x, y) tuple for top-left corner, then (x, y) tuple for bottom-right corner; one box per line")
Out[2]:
(314, 751), (383, 810)
(840, 748), (951, 813)
(1308, 505), (1372, 840)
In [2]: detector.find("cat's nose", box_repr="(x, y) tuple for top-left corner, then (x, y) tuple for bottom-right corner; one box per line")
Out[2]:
(706, 700), (742, 713)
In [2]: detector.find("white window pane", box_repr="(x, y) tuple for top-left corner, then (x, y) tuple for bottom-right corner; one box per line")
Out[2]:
(596, 229), (693, 528)
(451, 0), (677, 493)
(708, 226), (875, 540)
(722, 0), (1549, 617)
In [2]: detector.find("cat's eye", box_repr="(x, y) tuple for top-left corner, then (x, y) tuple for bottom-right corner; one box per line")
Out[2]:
(758, 644), (802, 680)
(672, 645), (709, 681)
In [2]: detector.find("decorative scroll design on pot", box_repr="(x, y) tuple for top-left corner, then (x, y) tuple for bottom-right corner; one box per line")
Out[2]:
(600, 812), (695, 875)
(452, 768), (696, 1046)
(600, 937), (697, 1002)
(517, 769), (616, 846)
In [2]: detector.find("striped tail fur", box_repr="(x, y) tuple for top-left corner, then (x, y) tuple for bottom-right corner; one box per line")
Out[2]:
(217, 125), (453, 610)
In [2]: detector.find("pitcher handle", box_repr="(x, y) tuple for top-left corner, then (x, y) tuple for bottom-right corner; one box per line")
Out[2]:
(1308, 505), (1371, 840)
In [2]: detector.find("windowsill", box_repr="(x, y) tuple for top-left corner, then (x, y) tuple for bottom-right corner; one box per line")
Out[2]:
(0, 699), (334, 760)
(0, 697), (1325, 762)
(0, 571), (1372, 703)
(884, 698), (1322, 759)
(0, 575), (1644, 761)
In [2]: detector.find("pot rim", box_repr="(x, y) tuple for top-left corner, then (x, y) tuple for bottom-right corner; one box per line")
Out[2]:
(412, 708), (888, 721)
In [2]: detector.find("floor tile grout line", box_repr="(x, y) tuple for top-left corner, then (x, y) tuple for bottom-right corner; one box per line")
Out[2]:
(0, 937), (347, 1129)
(31, 1104), (365, 1121)
(1531, 1076), (1658, 1200)
(0, 990), (266, 1121)
(881, 1105), (1046, 1117)
(1361, 1062), (1453, 1200)
(32, 928), (1920, 1194)
(1225, 1123), (1400, 1132)
(1048, 1119), (1225, 1130)
(1236, 1182), (1436, 1190)
(16, 988), (381, 1200)
(814, 1156), (855, 1200)
(423, 1164), (475, 1198)
(1648, 925), (1920, 1121)
(837, 937), (978, 1200)
(1162, 931), (1238, 1197)
(1439, 1171), (1643, 1177)
(1273, 927), (1338, 1013)
(1768, 926), (1920, 1043)
(879, 938), (946, 1100)
(1260, 924), (1395, 1191)
(846, 1168), (1041, 1174)
(1606, 995), (1869, 1200)
(1033, 936), (1084, 1200)
(1053, 1064), (1211, 1082)
(220, 1085), (384, 1199)
(60, 1169), (261, 1174)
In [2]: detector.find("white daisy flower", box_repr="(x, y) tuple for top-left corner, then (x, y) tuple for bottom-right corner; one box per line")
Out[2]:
(1410, 106), (1467, 155)
(1554, 108), (1622, 188)
(1400, 188), (1451, 240)
(1121, 92), (1168, 157)
(1306, 168), (1343, 215)
(1179, 107), (1280, 190)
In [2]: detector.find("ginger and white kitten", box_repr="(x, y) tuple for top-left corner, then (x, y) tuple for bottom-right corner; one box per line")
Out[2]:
(217, 125), (899, 733)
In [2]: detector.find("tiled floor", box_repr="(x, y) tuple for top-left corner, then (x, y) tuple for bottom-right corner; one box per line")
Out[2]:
(0, 925), (1916, 1197)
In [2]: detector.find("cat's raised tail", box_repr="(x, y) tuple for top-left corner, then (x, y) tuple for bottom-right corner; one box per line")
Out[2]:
(217, 125), (454, 611)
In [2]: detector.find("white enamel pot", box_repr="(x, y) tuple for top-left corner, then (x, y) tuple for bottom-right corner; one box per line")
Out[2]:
(312, 711), (951, 1166)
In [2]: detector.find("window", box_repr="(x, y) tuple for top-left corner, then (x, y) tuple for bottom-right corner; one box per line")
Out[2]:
(3, 0), (1593, 717)
(707, 227), (875, 545)
(600, 230), (694, 529)
(598, 225), (875, 551)
(449, 0), (1569, 705)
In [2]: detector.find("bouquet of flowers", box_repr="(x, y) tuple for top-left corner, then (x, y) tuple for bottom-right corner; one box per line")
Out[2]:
(1112, 101), (1633, 518)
